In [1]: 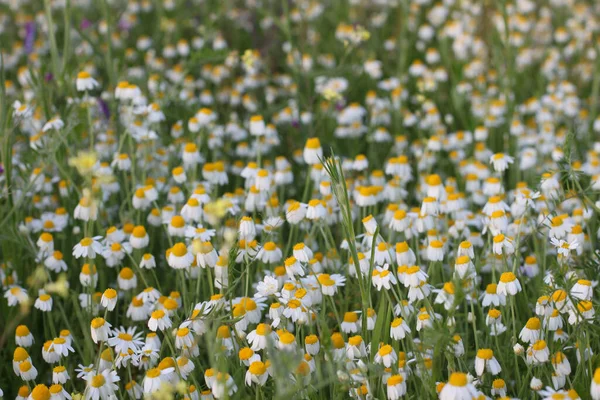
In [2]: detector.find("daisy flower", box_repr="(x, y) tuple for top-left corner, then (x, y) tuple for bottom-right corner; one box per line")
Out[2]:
(72, 237), (103, 259)
(76, 71), (99, 91)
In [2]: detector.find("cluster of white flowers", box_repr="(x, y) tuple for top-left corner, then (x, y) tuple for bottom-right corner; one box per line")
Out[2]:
(2, 0), (600, 400)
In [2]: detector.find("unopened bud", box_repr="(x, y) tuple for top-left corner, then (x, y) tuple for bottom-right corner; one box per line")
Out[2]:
(514, 343), (524, 355)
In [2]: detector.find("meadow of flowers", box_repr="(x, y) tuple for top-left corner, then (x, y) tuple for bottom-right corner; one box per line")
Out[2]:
(2, 0), (600, 399)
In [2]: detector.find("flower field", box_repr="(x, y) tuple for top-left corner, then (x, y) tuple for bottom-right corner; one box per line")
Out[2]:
(2, 0), (600, 399)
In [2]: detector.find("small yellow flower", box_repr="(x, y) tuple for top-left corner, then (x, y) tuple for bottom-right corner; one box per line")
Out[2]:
(68, 151), (97, 175)
(45, 274), (70, 298)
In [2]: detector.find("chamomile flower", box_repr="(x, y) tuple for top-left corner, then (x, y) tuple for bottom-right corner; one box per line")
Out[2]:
(374, 345), (397, 368)
(72, 237), (103, 259)
(168, 242), (194, 269)
(245, 361), (268, 386)
(497, 272), (522, 296)
(148, 309), (172, 332)
(76, 71), (99, 91)
(439, 372), (478, 400)
(15, 325), (34, 347)
(372, 264), (398, 291)
(90, 318), (111, 343)
(390, 318), (411, 340)
(475, 348), (501, 376)
(490, 153), (514, 172)
(34, 292), (53, 312)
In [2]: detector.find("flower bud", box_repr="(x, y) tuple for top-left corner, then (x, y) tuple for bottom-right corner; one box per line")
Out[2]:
(514, 343), (524, 355)
(530, 377), (543, 391)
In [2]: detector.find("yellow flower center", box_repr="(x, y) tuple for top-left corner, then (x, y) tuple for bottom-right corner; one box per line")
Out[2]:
(279, 332), (295, 345)
(171, 243), (188, 257)
(132, 226), (147, 238)
(249, 361), (266, 375)
(378, 345), (393, 356)
(499, 272), (516, 283)
(91, 374), (106, 388)
(525, 317), (541, 330)
(91, 318), (105, 329)
(477, 349), (493, 360)
(31, 385), (51, 400)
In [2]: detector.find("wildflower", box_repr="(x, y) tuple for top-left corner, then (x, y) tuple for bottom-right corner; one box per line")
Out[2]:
(52, 366), (70, 384)
(284, 256), (305, 278)
(372, 264), (398, 291)
(520, 317), (541, 343)
(125, 381), (142, 399)
(390, 318), (411, 340)
(139, 254), (156, 269)
(181, 198), (202, 222)
(117, 268), (137, 290)
(390, 210), (410, 232)
(592, 368), (600, 400)
(19, 361), (38, 381)
(403, 265), (428, 288)
(490, 153), (514, 172)
(317, 273), (345, 296)
(255, 170), (271, 191)
(29, 385), (51, 400)
(346, 335), (367, 359)
(34, 292), (53, 312)
(102, 242), (131, 267)
(306, 199), (326, 220)
(550, 237), (578, 259)
(212, 372), (238, 399)
(245, 361), (268, 386)
(492, 234), (514, 255)
(286, 201), (307, 224)
(497, 272), (521, 296)
(452, 335), (465, 357)
(568, 301), (595, 325)
(107, 327), (144, 355)
(386, 375), (406, 400)
(374, 345), (397, 368)
(74, 197), (98, 221)
(434, 282), (455, 310)
(552, 352), (571, 376)
(482, 379), (506, 398)
(44, 250), (68, 273)
(76, 71), (99, 91)
(239, 216), (256, 241)
(84, 370), (120, 399)
(522, 255), (539, 277)
(439, 372), (477, 400)
(15, 325), (34, 347)
(249, 115), (266, 136)
(72, 237), (103, 259)
(90, 318), (111, 343)
(148, 309), (172, 332)
(551, 289), (570, 311)
(304, 138), (323, 165)
(177, 356), (195, 379)
(168, 243), (194, 269)
(530, 376), (543, 391)
(454, 255), (474, 279)
(475, 349), (501, 376)
(527, 340), (550, 364)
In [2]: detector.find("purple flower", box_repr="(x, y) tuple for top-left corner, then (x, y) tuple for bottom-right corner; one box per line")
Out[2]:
(97, 98), (110, 120)
(24, 22), (36, 54)
(80, 19), (92, 30)
(118, 18), (131, 31)
(45, 73), (54, 82)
